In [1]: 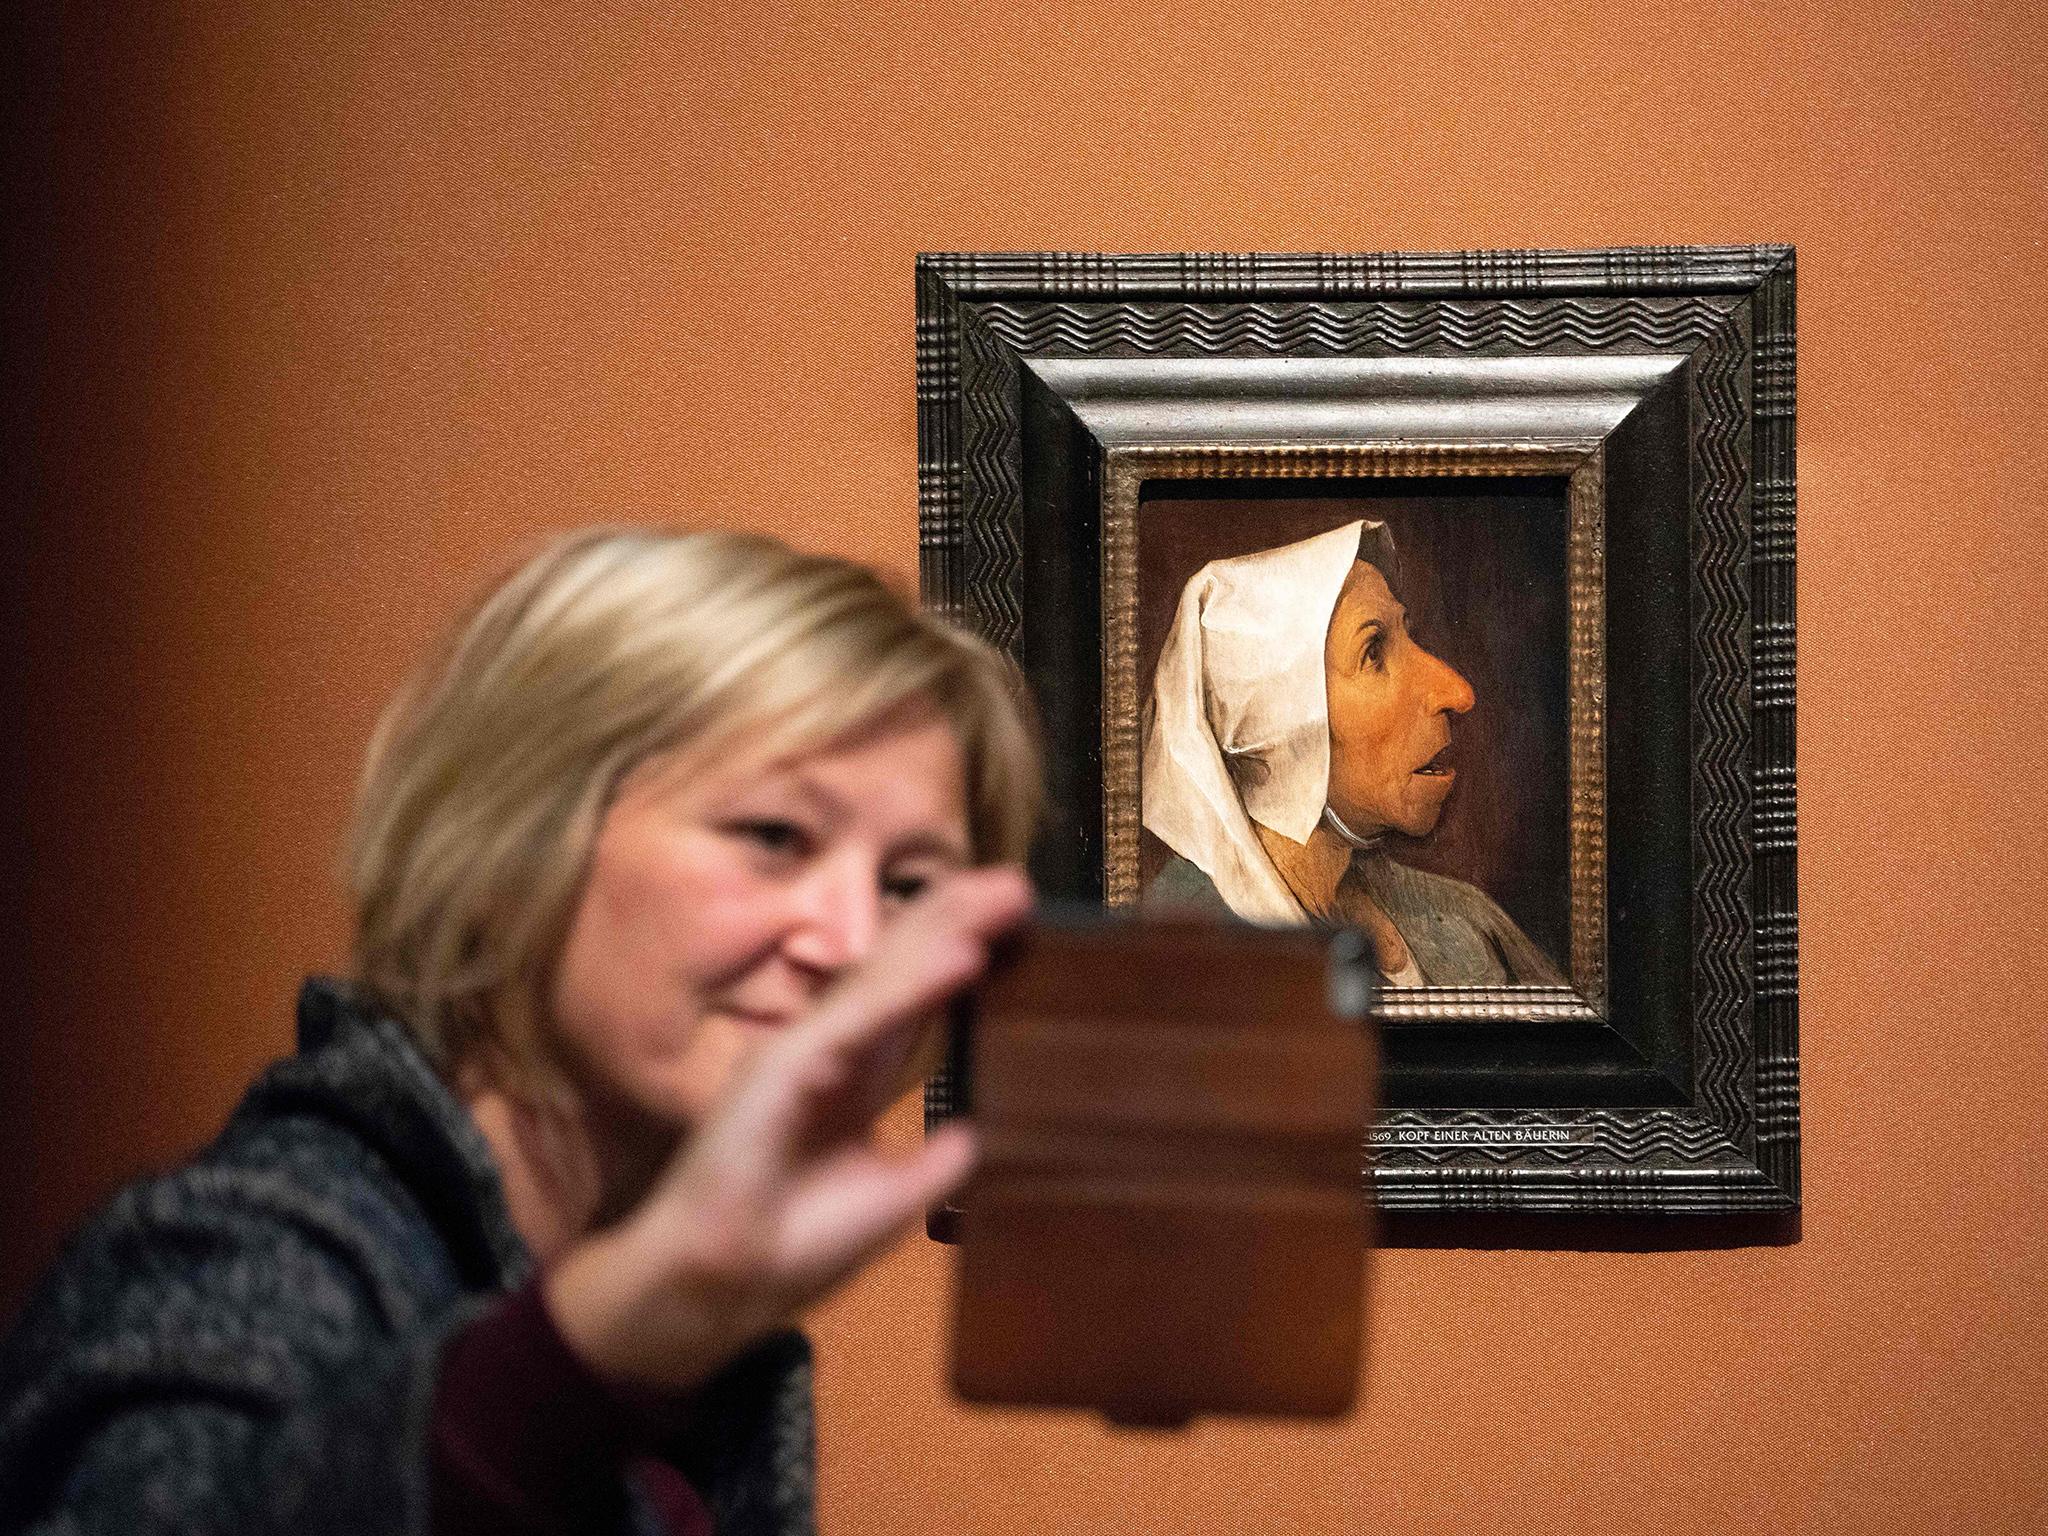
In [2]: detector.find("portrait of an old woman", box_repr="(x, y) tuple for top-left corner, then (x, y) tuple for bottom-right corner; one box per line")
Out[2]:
(1140, 519), (1560, 987)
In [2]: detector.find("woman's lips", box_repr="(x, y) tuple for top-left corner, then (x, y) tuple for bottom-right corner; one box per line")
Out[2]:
(1413, 745), (1453, 777)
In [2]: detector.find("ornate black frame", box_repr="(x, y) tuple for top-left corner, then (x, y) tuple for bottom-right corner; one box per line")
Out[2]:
(918, 247), (1798, 1215)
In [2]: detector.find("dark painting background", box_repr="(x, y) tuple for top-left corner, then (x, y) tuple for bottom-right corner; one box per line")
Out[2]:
(1135, 478), (1571, 970)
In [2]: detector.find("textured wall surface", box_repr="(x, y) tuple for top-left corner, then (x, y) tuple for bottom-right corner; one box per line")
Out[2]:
(7, 4), (2045, 1533)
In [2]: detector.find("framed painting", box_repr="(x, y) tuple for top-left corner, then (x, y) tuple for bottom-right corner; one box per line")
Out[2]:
(918, 247), (1799, 1216)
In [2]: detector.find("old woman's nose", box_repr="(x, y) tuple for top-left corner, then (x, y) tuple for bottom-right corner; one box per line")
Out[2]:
(1421, 644), (1476, 716)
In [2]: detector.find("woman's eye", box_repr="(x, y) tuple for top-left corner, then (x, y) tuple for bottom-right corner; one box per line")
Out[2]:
(1363, 635), (1386, 670)
(734, 819), (810, 857)
(881, 872), (932, 905)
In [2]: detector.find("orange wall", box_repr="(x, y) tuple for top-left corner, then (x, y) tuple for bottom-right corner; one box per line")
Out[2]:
(8, 4), (2045, 1533)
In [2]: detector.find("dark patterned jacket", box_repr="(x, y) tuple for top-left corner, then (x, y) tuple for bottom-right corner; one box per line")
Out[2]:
(0, 979), (816, 1536)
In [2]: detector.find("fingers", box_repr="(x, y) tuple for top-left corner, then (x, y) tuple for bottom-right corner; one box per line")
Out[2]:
(778, 1121), (979, 1292)
(670, 865), (1028, 1194)
(600, 868), (1026, 1382)
(799, 865), (1033, 1052)
(730, 866), (1031, 1144)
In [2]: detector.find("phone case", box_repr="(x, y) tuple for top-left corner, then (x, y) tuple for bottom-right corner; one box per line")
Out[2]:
(950, 915), (1376, 1424)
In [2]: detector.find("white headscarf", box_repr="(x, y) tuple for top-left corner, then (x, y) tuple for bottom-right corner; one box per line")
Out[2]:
(1140, 520), (1388, 923)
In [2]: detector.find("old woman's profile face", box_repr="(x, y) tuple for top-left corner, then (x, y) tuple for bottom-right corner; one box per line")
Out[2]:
(1322, 559), (1475, 839)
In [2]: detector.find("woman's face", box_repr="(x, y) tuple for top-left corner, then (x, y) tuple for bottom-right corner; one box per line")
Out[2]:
(1323, 559), (1476, 839)
(548, 702), (972, 1141)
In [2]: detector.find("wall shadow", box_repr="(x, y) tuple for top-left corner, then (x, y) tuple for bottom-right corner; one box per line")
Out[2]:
(1377, 1209), (1802, 1252)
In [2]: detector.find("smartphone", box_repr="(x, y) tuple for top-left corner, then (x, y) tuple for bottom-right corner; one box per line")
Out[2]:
(945, 907), (1377, 1425)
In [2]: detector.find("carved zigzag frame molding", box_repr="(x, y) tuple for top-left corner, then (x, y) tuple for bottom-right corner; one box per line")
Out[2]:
(918, 248), (1797, 1215)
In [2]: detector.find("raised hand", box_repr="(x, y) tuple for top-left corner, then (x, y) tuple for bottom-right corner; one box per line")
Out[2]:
(543, 865), (1032, 1393)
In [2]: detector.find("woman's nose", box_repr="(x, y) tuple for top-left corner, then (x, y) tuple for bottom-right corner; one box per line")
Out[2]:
(782, 858), (883, 976)
(1422, 646), (1476, 715)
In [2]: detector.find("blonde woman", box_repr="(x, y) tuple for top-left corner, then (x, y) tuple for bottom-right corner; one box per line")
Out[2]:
(0, 530), (1040, 1536)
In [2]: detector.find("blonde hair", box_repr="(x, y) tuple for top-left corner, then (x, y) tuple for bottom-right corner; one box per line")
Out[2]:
(346, 527), (1040, 1090)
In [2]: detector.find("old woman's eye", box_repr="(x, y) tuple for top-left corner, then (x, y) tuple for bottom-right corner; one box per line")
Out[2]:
(1363, 632), (1387, 671)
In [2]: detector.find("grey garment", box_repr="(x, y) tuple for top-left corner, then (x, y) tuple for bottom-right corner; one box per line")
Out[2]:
(1348, 851), (1562, 985)
(1146, 851), (1563, 985)
(0, 978), (816, 1536)
(1145, 853), (1247, 919)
